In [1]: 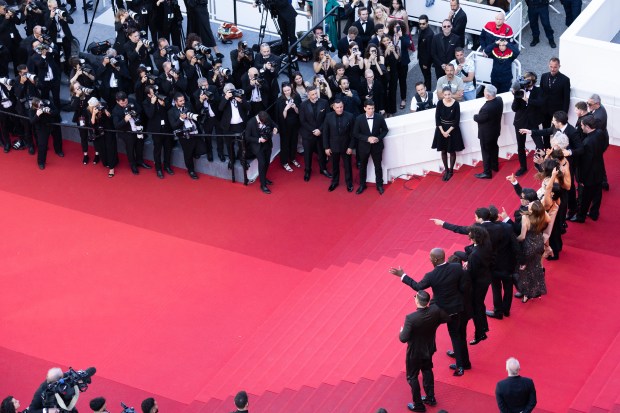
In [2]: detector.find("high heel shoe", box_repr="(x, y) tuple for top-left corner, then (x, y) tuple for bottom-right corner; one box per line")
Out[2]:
(522, 296), (529, 303)
(93, 154), (100, 164)
(83, 155), (89, 165)
(108, 169), (115, 178)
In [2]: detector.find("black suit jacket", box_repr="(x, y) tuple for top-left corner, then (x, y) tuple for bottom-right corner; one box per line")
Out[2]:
(474, 96), (503, 141)
(401, 263), (468, 314)
(451, 8), (467, 48)
(245, 115), (277, 149)
(532, 123), (583, 156)
(44, 9), (74, 41)
(430, 33), (461, 69)
(399, 305), (449, 361)
(352, 18), (375, 50)
(540, 71), (570, 115)
(511, 86), (544, 129)
(495, 375), (537, 413)
(357, 81), (384, 112)
(218, 97), (250, 132)
(143, 97), (171, 133)
(337, 36), (354, 59)
(578, 129), (606, 186)
(352, 112), (388, 149)
(323, 111), (355, 153)
(299, 98), (329, 140)
(417, 27), (434, 67)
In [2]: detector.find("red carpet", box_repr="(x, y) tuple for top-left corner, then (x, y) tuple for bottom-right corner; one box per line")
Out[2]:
(0, 141), (619, 412)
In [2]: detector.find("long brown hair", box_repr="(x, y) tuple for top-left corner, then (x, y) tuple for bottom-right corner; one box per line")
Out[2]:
(522, 200), (546, 233)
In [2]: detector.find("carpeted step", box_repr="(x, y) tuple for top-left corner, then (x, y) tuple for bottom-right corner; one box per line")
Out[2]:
(274, 385), (317, 412)
(248, 390), (278, 411)
(591, 355), (620, 412)
(257, 388), (297, 412)
(327, 377), (375, 413)
(347, 374), (401, 412)
(295, 382), (337, 413)
(306, 380), (355, 413)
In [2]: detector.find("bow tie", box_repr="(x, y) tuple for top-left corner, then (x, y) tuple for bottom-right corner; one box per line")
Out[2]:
(361, 21), (367, 24)
(367, 117), (373, 120)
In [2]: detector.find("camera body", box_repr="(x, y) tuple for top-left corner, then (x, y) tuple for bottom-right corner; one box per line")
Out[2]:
(260, 124), (273, 140)
(0, 77), (16, 87)
(41, 367), (96, 409)
(200, 87), (214, 99)
(231, 89), (244, 98)
(513, 76), (532, 99)
(195, 43), (211, 55)
(109, 55), (124, 66)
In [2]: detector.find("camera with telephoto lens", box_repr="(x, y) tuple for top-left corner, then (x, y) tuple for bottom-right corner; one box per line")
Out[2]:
(56, 9), (67, 18)
(95, 102), (106, 111)
(81, 64), (94, 75)
(41, 367), (97, 409)
(127, 10), (138, 19)
(194, 43), (211, 55)
(231, 89), (244, 98)
(120, 402), (135, 413)
(219, 67), (232, 77)
(140, 38), (154, 49)
(194, 53), (205, 62)
(0, 77), (16, 87)
(109, 55), (124, 66)
(27, 3), (41, 12)
(80, 87), (94, 95)
(180, 107), (199, 122)
(200, 87), (213, 99)
(25, 73), (37, 82)
(260, 124), (273, 141)
(6, 5), (20, 14)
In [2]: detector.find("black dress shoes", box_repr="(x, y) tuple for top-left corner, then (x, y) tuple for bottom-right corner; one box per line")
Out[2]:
(189, 171), (199, 179)
(28, 146), (35, 155)
(475, 173), (492, 179)
(139, 162), (152, 169)
(131, 166), (139, 175)
(515, 168), (527, 177)
(446, 350), (455, 358)
(570, 215), (586, 223)
(165, 167), (175, 175)
(453, 367), (465, 376)
(486, 310), (503, 320)
(407, 403), (426, 412)
(356, 185), (366, 195)
(83, 155), (89, 165)
(304, 171), (310, 182)
(219, 154), (226, 162)
(207, 153), (214, 162)
(347, 184), (353, 192)
(38, 163), (45, 170)
(56, 151), (64, 157)
(265, 179), (273, 185)
(469, 334), (488, 345)
(156, 170), (164, 179)
(421, 396), (437, 406)
(377, 185), (384, 195)
(549, 39), (557, 48)
(93, 154), (100, 164)
(320, 169), (333, 178)
(328, 183), (338, 192)
(261, 185), (271, 194)
(530, 38), (540, 47)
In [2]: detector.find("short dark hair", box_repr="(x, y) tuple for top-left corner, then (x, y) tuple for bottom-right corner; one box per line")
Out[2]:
(115, 91), (128, 101)
(415, 81), (425, 88)
(364, 99), (375, 107)
(552, 111), (568, 125)
(173, 92), (184, 101)
(416, 290), (431, 306)
(488, 205), (499, 222)
(469, 225), (489, 245)
(332, 98), (343, 106)
(257, 110), (270, 124)
(419, 14), (429, 22)
(522, 188), (538, 202)
(140, 398), (155, 413)
(455, 47), (464, 54)
(338, 76), (349, 86)
(1, 397), (17, 413)
(348, 26), (359, 35)
(575, 101), (587, 111)
(581, 114), (597, 129)
(549, 57), (560, 64)
(89, 397), (106, 412)
(234, 391), (248, 409)
(475, 207), (491, 221)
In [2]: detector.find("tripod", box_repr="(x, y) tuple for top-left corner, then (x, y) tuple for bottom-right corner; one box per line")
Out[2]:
(82, 0), (102, 51)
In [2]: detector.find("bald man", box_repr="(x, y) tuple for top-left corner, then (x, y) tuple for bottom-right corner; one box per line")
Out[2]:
(390, 248), (471, 376)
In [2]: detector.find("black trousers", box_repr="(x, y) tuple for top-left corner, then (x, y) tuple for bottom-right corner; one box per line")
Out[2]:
(528, 5), (554, 40)
(472, 281), (490, 338)
(152, 133), (173, 170)
(514, 126), (528, 170)
(406, 357), (434, 405)
(280, 122), (299, 165)
(204, 117), (223, 156)
(120, 133), (145, 167)
(447, 312), (469, 368)
(227, 122), (245, 163)
(491, 273), (513, 316)
(250, 142), (272, 187)
(330, 151), (352, 187)
(302, 136), (327, 173)
(0, 111), (14, 148)
(35, 127), (63, 166)
(78, 127), (90, 153)
(39, 80), (61, 109)
(540, 113), (553, 149)
(578, 183), (602, 220)
(358, 141), (383, 187)
(179, 136), (198, 173)
(567, 158), (578, 213)
(419, 63), (432, 92)
(480, 137), (498, 175)
(277, 13), (297, 55)
(397, 64), (408, 101)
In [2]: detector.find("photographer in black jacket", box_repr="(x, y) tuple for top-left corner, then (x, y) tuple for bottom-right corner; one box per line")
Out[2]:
(169, 92), (200, 179)
(28, 368), (73, 413)
(511, 72), (544, 176)
(144, 84), (173, 178)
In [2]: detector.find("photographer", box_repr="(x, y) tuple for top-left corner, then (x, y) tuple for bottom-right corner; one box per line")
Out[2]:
(29, 41), (61, 108)
(22, 0), (46, 36)
(192, 77), (221, 161)
(13, 64), (39, 153)
(168, 92), (200, 179)
(253, 0), (296, 56)
(70, 81), (98, 164)
(181, 48), (211, 91)
(112, 91), (149, 175)
(219, 82), (249, 166)
(69, 57), (97, 91)
(511, 72), (544, 176)
(245, 110), (278, 194)
(241, 67), (270, 117)
(0, 3), (26, 73)
(124, 28), (155, 82)
(29, 96), (63, 169)
(230, 40), (253, 89)
(44, 0), (74, 74)
(310, 27), (335, 54)
(113, 9), (138, 52)
(143, 84), (173, 178)
(96, 49), (131, 107)
(156, 0), (183, 48)
(134, 64), (157, 105)
(159, 62), (187, 98)
(0, 74), (16, 152)
(188, 0), (224, 59)
(86, 97), (118, 177)
(153, 38), (181, 72)
(207, 58), (229, 93)
(253, 43), (280, 83)
(28, 368), (65, 413)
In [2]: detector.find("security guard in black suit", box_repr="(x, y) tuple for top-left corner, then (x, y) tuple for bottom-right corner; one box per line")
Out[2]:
(323, 99), (355, 192)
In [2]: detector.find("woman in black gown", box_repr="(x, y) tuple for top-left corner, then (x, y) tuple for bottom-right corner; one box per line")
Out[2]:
(86, 98), (118, 178)
(517, 200), (549, 303)
(432, 87), (464, 181)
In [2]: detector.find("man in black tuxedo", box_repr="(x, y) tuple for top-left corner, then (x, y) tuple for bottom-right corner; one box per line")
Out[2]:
(540, 58), (570, 146)
(241, 67), (272, 117)
(219, 83), (250, 166)
(337, 26), (358, 59)
(448, 0), (467, 48)
(587, 94), (609, 191)
(143, 85), (173, 178)
(390, 248), (471, 377)
(299, 86), (331, 182)
(417, 15), (435, 92)
(125, 29), (156, 83)
(510, 72), (544, 176)
(571, 115), (606, 223)
(430, 20), (461, 82)
(324, 99), (355, 192)
(495, 357), (537, 413)
(358, 69), (384, 114)
(473, 85), (503, 179)
(353, 99), (388, 195)
(29, 97), (63, 170)
(30, 43), (61, 108)
(245, 111), (278, 194)
(341, 0), (364, 35)
(168, 93), (200, 179)
(112, 91), (149, 175)
(44, 0), (73, 73)
(399, 290), (450, 412)
(96, 50), (131, 107)
(193, 78), (223, 162)
(352, 7), (374, 51)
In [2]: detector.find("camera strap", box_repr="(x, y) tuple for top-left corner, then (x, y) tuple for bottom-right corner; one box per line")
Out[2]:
(54, 385), (80, 411)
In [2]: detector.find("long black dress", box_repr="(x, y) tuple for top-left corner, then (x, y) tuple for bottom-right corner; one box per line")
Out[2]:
(432, 99), (464, 152)
(517, 230), (547, 298)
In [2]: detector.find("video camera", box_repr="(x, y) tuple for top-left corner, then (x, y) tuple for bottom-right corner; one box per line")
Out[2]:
(512, 76), (533, 99)
(87, 40), (111, 56)
(260, 124), (273, 140)
(120, 402), (136, 413)
(41, 367), (97, 410)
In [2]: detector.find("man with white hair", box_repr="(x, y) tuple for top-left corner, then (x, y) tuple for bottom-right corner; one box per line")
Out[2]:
(495, 357), (537, 413)
(28, 367), (67, 413)
(474, 85), (503, 179)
